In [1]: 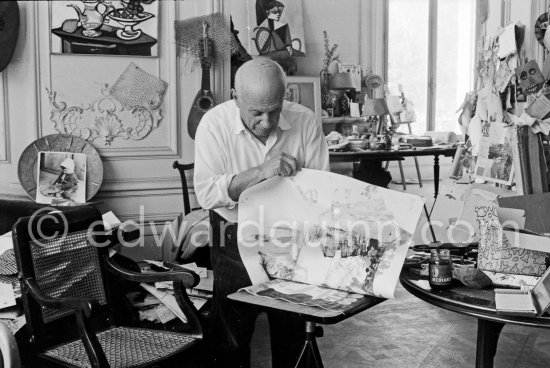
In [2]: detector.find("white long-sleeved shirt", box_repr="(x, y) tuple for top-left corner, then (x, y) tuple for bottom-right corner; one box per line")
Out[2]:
(194, 99), (330, 223)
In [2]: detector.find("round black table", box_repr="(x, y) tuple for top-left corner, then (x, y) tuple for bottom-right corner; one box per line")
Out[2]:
(400, 267), (550, 367)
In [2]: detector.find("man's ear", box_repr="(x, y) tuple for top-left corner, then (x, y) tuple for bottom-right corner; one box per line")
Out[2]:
(231, 89), (238, 100)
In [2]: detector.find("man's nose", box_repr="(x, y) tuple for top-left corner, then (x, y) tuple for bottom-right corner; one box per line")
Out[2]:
(259, 113), (271, 126)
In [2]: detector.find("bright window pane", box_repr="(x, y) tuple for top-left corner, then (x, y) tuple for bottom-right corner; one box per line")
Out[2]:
(435, 0), (476, 133)
(388, 0), (429, 135)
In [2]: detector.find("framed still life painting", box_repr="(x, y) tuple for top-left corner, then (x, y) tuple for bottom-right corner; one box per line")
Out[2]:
(50, 0), (159, 56)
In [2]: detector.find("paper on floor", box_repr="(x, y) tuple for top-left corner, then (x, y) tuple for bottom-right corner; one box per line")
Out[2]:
(0, 283), (16, 309)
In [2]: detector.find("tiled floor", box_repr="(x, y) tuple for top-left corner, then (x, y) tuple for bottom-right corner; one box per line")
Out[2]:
(248, 180), (550, 367)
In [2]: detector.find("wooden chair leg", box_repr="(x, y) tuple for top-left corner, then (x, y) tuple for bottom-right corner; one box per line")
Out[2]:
(413, 156), (423, 188)
(398, 161), (406, 190)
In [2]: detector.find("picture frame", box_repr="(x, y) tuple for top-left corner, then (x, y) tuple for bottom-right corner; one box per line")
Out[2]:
(50, 0), (159, 57)
(285, 76), (322, 126)
(36, 151), (87, 206)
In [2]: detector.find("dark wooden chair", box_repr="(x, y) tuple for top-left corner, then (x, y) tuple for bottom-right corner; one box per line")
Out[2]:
(172, 161), (210, 269)
(12, 206), (202, 368)
(172, 161), (196, 216)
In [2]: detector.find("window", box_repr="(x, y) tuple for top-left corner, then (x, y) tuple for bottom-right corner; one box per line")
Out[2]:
(387, 0), (477, 135)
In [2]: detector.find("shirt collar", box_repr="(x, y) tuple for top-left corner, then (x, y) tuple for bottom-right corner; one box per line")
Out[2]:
(231, 100), (291, 135)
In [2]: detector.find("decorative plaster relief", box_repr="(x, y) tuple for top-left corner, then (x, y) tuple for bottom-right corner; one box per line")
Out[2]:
(47, 84), (162, 145)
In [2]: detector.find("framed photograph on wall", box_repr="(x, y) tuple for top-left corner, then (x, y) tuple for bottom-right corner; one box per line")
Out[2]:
(36, 151), (87, 206)
(285, 76), (321, 126)
(50, 0), (159, 56)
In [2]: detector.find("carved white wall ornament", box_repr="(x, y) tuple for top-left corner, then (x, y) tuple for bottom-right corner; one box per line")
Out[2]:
(47, 84), (162, 145)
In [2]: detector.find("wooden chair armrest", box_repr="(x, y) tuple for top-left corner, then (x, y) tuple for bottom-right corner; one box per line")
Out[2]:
(24, 278), (99, 318)
(105, 258), (203, 337)
(104, 257), (200, 288)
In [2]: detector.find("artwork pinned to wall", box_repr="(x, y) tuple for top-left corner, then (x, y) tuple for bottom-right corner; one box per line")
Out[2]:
(251, 0), (305, 57)
(50, 0), (159, 56)
(473, 95), (515, 186)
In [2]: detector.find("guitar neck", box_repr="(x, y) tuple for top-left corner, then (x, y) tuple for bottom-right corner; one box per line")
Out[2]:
(201, 65), (211, 92)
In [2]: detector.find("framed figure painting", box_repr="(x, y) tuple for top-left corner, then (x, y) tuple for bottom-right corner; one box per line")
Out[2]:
(285, 76), (322, 126)
(251, 0), (305, 57)
(50, 0), (159, 56)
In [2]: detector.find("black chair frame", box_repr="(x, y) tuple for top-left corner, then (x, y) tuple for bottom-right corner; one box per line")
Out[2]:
(13, 207), (202, 368)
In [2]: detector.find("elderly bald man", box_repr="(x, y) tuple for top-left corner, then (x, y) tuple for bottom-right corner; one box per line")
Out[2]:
(194, 57), (329, 368)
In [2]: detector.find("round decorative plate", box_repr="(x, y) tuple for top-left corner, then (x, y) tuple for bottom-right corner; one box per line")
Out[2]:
(18, 134), (103, 202)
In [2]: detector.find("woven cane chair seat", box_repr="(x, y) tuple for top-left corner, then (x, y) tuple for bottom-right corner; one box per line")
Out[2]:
(43, 327), (198, 368)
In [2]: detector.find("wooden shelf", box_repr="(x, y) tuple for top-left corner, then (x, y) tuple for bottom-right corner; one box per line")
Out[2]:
(322, 117), (367, 124)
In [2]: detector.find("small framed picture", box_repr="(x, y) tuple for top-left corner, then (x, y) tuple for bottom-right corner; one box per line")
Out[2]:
(286, 84), (300, 103)
(284, 76), (322, 126)
(36, 151), (87, 206)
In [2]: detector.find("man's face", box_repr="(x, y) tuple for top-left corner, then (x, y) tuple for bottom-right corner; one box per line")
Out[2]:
(236, 88), (284, 139)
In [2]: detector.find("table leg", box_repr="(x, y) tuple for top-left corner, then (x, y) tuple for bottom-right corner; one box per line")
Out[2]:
(294, 321), (324, 368)
(475, 319), (504, 368)
(433, 154), (440, 199)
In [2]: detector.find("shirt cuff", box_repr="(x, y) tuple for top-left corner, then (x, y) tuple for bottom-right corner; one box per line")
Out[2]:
(220, 173), (237, 209)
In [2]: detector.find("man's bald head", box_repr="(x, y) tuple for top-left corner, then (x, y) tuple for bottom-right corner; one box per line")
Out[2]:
(233, 58), (288, 140)
(234, 57), (287, 103)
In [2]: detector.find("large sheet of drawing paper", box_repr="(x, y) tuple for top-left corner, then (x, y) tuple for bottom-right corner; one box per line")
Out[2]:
(237, 169), (424, 299)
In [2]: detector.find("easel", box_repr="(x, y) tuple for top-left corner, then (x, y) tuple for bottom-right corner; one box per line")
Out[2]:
(383, 86), (423, 190)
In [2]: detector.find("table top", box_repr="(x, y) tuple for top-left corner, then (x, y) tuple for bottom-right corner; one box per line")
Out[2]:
(330, 146), (457, 161)
(52, 27), (157, 46)
(228, 289), (384, 324)
(400, 267), (550, 328)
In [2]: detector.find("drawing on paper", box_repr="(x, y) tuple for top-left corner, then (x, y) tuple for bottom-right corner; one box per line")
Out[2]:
(238, 169), (424, 300)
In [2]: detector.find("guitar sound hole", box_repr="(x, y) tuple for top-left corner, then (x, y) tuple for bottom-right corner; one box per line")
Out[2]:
(199, 97), (214, 110)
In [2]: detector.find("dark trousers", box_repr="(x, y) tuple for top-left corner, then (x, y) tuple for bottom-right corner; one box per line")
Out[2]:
(208, 210), (306, 368)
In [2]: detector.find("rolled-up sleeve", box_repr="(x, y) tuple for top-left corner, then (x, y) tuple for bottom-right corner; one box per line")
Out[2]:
(194, 122), (237, 210)
(304, 116), (330, 171)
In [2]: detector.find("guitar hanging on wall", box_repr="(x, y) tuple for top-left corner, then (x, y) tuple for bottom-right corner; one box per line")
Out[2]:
(188, 22), (216, 140)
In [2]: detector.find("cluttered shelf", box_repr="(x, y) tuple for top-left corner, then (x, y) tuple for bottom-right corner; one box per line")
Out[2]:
(321, 116), (373, 136)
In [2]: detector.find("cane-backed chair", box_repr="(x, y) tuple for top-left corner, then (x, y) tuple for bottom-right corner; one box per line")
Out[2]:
(12, 206), (202, 368)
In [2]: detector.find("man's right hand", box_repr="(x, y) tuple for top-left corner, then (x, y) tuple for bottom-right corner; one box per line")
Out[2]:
(227, 152), (300, 202)
(260, 152), (300, 179)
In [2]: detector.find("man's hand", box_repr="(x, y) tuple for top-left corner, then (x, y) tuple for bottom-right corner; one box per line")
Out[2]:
(260, 152), (300, 179)
(227, 152), (301, 202)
